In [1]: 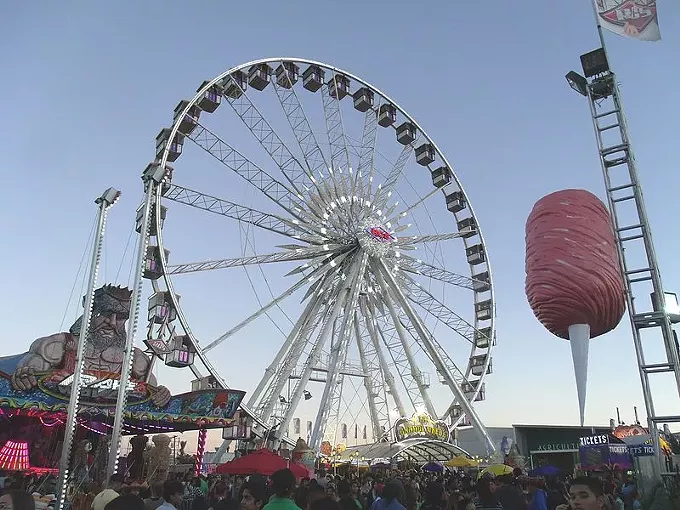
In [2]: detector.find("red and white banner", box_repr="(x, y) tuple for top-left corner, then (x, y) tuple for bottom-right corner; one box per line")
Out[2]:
(593, 0), (661, 41)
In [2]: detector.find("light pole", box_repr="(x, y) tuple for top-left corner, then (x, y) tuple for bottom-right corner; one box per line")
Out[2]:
(107, 164), (169, 481)
(56, 188), (120, 510)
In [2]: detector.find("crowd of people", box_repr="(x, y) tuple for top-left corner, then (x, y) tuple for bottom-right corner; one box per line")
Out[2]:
(0, 464), (659, 510)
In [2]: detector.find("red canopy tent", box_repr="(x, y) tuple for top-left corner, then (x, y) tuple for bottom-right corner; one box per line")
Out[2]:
(215, 448), (310, 477)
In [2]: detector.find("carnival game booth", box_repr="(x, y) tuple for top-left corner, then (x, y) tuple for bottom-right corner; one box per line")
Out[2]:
(335, 413), (472, 470)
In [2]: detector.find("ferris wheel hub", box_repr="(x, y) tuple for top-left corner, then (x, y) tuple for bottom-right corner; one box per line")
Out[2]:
(356, 219), (395, 258)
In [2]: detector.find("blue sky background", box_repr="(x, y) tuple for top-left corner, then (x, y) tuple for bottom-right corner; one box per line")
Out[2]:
(1, 2), (679, 450)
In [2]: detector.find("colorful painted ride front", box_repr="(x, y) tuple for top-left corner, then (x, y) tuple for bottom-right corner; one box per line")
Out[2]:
(0, 284), (245, 474)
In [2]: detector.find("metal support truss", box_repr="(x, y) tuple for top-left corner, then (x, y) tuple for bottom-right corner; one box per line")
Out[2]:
(310, 253), (369, 448)
(164, 184), (317, 241)
(223, 84), (315, 194)
(187, 123), (306, 219)
(375, 259), (495, 453)
(354, 309), (390, 441)
(361, 298), (407, 419)
(277, 256), (364, 447)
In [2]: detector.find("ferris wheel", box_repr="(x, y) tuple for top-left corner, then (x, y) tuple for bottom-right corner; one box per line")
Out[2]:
(138, 58), (496, 453)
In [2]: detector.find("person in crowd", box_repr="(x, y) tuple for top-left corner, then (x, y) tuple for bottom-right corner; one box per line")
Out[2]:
(306, 482), (327, 510)
(209, 482), (230, 510)
(337, 480), (360, 510)
(494, 475), (526, 510)
(0, 490), (36, 510)
(309, 497), (341, 510)
(92, 476), (125, 510)
(473, 478), (501, 510)
(262, 469), (302, 510)
(527, 480), (547, 510)
(420, 482), (444, 510)
(144, 483), (165, 510)
(402, 483), (418, 510)
(159, 481), (186, 510)
(370, 481), (406, 510)
(105, 495), (146, 510)
(556, 477), (605, 510)
(240, 481), (267, 510)
(629, 490), (641, 510)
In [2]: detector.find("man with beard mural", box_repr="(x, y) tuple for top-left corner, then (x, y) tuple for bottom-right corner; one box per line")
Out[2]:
(10, 285), (171, 407)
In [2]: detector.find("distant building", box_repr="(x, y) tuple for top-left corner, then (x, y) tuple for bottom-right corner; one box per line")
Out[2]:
(456, 424), (611, 471)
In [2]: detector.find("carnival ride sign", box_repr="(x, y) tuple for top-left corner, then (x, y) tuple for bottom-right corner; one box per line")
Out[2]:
(394, 413), (450, 442)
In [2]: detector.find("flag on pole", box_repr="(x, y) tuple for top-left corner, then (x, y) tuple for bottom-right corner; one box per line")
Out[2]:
(593, 0), (661, 41)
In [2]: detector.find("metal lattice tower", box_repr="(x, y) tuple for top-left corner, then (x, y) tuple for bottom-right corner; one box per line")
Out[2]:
(578, 53), (680, 475)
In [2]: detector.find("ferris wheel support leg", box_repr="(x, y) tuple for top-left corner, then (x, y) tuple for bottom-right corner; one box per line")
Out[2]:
(107, 175), (160, 481)
(310, 254), (369, 449)
(353, 313), (383, 441)
(213, 297), (323, 463)
(381, 290), (437, 418)
(361, 298), (407, 419)
(56, 188), (118, 510)
(375, 260), (496, 453)
(276, 258), (364, 449)
(247, 293), (322, 409)
(256, 293), (327, 423)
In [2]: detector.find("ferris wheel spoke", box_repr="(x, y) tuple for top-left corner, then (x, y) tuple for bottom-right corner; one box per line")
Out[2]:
(166, 245), (347, 275)
(164, 184), (320, 242)
(310, 252), (368, 448)
(378, 285), (437, 417)
(223, 83), (316, 196)
(202, 268), (321, 352)
(321, 84), (352, 201)
(272, 68), (330, 182)
(400, 276), (477, 345)
(375, 259), (495, 451)
(253, 292), (330, 423)
(372, 138), (418, 210)
(359, 298), (406, 420)
(186, 122), (311, 221)
(399, 312), (467, 385)
(353, 309), (387, 442)
(395, 232), (471, 248)
(352, 108), (380, 223)
(372, 308), (424, 414)
(389, 187), (446, 226)
(277, 256), (365, 445)
(398, 255), (488, 291)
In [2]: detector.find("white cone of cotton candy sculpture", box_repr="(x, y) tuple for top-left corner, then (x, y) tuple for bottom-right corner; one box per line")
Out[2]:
(525, 189), (626, 426)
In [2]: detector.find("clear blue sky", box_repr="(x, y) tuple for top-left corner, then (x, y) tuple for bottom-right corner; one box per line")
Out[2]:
(2, 1), (679, 450)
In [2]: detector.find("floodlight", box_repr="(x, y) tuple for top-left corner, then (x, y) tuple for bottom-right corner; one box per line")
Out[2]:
(566, 71), (588, 97)
(651, 291), (680, 324)
(580, 48), (609, 78)
(95, 187), (121, 206)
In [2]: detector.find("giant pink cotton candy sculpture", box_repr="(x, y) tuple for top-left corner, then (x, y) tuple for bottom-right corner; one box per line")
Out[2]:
(525, 189), (625, 426)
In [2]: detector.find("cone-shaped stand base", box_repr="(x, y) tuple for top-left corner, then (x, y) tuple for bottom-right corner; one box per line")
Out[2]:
(569, 324), (591, 427)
